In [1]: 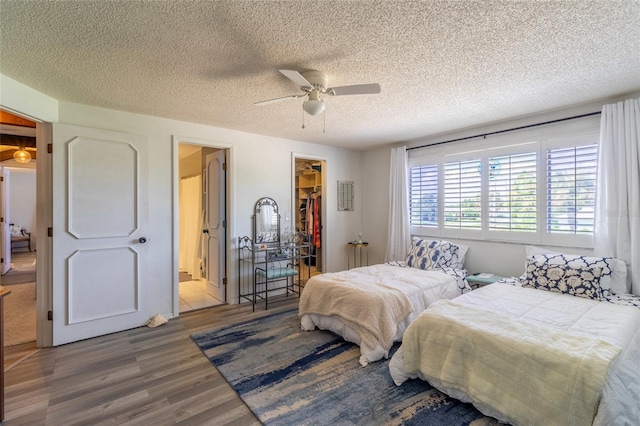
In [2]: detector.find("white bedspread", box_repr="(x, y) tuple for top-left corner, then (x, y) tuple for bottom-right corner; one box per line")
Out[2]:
(389, 283), (640, 425)
(299, 264), (466, 365)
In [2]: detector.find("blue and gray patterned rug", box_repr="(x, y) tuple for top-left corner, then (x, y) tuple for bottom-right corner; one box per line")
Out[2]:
(191, 309), (494, 426)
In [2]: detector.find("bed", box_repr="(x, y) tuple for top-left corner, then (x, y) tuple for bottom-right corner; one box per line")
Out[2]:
(389, 250), (640, 425)
(299, 238), (471, 366)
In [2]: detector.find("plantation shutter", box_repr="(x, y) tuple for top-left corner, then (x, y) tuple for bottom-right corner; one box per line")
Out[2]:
(488, 152), (537, 232)
(409, 164), (438, 227)
(546, 144), (597, 234)
(444, 159), (482, 229)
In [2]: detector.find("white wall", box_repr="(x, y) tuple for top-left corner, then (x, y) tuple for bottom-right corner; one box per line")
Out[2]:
(0, 74), (58, 122)
(55, 101), (363, 316)
(6, 168), (37, 249)
(362, 91), (640, 278)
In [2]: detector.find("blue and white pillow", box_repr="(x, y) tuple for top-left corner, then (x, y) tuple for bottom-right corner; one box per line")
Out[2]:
(526, 246), (628, 295)
(522, 255), (606, 300)
(439, 242), (466, 269)
(406, 238), (461, 271)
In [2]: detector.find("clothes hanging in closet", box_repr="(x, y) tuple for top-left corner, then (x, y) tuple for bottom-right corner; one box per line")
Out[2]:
(303, 191), (321, 249)
(313, 193), (321, 248)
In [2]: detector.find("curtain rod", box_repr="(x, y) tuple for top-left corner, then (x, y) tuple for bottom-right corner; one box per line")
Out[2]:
(407, 111), (601, 151)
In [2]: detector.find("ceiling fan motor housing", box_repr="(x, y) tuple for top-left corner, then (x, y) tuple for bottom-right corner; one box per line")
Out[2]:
(301, 70), (329, 92)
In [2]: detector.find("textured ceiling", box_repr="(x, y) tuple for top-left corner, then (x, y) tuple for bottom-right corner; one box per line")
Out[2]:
(1, 0), (639, 151)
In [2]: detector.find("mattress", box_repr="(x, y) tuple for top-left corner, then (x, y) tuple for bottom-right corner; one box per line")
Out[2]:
(389, 283), (640, 425)
(299, 263), (469, 366)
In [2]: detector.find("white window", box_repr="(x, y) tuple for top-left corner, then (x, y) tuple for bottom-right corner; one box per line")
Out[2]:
(546, 144), (597, 235)
(408, 129), (598, 247)
(488, 152), (537, 232)
(409, 164), (438, 227)
(443, 159), (482, 230)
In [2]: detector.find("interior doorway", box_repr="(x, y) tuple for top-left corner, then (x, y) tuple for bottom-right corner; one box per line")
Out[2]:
(294, 156), (326, 280)
(177, 143), (226, 312)
(0, 110), (38, 351)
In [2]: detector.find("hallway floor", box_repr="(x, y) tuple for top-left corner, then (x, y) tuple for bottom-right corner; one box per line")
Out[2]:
(179, 276), (222, 313)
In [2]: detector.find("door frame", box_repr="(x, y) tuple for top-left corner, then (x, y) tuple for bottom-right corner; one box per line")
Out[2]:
(171, 136), (233, 316)
(291, 153), (327, 273)
(36, 120), (53, 344)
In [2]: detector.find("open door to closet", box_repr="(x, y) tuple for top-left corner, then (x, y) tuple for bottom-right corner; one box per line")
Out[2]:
(294, 157), (325, 274)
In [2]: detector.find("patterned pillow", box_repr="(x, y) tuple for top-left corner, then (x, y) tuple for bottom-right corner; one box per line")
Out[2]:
(438, 243), (463, 269)
(10, 225), (22, 237)
(526, 253), (614, 298)
(522, 256), (605, 300)
(526, 246), (628, 295)
(406, 239), (456, 271)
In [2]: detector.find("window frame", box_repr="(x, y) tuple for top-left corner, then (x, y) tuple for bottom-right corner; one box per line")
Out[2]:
(408, 127), (598, 248)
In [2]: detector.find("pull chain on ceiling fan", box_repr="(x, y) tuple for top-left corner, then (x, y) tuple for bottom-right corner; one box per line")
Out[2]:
(255, 69), (381, 117)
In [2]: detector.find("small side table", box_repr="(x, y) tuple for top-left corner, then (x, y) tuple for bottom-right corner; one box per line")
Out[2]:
(347, 242), (369, 269)
(467, 273), (503, 289)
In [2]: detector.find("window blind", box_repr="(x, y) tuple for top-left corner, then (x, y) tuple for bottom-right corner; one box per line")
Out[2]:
(546, 144), (597, 234)
(488, 152), (537, 232)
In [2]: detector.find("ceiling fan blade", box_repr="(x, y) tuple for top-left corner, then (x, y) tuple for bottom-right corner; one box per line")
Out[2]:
(279, 69), (313, 88)
(254, 95), (302, 106)
(329, 83), (381, 96)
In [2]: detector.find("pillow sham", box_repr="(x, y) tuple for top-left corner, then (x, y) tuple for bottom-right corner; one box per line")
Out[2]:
(522, 255), (605, 300)
(406, 239), (448, 270)
(10, 225), (22, 237)
(406, 238), (466, 270)
(525, 245), (628, 295)
(437, 243), (465, 269)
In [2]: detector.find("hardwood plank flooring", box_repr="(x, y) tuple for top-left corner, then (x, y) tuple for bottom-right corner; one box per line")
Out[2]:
(4, 295), (299, 425)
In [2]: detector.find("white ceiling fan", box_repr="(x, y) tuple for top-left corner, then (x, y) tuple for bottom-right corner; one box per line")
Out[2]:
(255, 69), (381, 116)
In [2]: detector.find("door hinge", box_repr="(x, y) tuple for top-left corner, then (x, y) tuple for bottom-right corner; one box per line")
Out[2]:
(223, 277), (227, 285)
(0, 217), (3, 223)
(0, 176), (3, 182)
(222, 162), (227, 171)
(222, 220), (226, 227)
(1, 258), (4, 264)
(48, 143), (53, 154)
(48, 227), (53, 237)
(48, 310), (53, 321)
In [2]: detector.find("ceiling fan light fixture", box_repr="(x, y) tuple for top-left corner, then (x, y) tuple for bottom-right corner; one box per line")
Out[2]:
(303, 99), (325, 116)
(13, 148), (32, 163)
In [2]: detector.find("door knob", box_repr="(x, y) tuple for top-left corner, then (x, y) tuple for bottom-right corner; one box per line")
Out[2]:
(138, 237), (147, 244)
(202, 229), (209, 234)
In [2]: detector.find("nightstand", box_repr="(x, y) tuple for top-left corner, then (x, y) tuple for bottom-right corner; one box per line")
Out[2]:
(347, 242), (369, 269)
(467, 273), (504, 289)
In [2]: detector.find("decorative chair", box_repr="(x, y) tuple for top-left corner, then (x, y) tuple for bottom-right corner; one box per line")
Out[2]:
(10, 224), (32, 252)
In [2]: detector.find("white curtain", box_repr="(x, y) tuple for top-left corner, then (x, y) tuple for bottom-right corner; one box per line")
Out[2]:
(594, 97), (640, 295)
(385, 146), (411, 262)
(179, 175), (203, 279)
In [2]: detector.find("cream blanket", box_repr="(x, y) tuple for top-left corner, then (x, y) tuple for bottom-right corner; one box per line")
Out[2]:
(299, 268), (415, 351)
(401, 300), (621, 426)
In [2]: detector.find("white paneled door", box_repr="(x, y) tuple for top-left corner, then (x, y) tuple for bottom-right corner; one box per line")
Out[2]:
(205, 150), (226, 302)
(52, 124), (148, 345)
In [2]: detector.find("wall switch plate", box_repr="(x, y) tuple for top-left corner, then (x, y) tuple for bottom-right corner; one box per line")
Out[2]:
(285, 213), (290, 221)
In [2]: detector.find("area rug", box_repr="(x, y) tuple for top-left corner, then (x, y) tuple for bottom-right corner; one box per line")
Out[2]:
(191, 309), (495, 426)
(3, 282), (36, 346)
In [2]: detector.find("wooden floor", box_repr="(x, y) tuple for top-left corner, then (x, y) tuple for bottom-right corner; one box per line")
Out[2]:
(4, 295), (299, 425)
